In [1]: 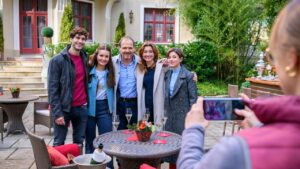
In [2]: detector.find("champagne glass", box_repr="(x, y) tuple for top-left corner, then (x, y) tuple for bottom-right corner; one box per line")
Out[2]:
(144, 108), (150, 121)
(125, 108), (132, 123)
(155, 118), (162, 132)
(112, 115), (120, 131)
(162, 111), (168, 131)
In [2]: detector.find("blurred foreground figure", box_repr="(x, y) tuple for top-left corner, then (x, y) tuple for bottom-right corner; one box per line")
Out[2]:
(177, 1), (300, 169)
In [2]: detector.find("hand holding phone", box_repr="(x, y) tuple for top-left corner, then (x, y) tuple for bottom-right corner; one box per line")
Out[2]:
(203, 97), (245, 120)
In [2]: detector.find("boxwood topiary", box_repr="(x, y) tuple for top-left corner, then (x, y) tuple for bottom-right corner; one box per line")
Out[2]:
(41, 27), (54, 38)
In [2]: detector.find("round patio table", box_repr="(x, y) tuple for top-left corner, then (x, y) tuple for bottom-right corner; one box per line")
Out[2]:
(93, 130), (181, 169)
(0, 95), (39, 135)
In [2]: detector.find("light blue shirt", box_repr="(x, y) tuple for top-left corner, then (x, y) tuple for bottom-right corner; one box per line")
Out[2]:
(169, 66), (181, 96)
(118, 55), (138, 98)
(95, 70), (107, 100)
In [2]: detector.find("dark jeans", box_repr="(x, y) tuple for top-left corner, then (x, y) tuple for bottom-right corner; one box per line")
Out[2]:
(85, 100), (112, 153)
(85, 100), (114, 169)
(117, 98), (138, 130)
(53, 105), (88, 146)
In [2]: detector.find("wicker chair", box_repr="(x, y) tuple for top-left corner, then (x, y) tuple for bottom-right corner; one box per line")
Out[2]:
(0, 107), (8, 141)
(26, 129), (79, 169)
(34, 102), (53, 134)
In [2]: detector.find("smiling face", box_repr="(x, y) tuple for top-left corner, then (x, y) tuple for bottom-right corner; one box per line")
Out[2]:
(97, 49), (110, 68)
(142, 46), (155, 65)
(167, 51), (182, 68)
(119, 38), (135, 63)
(70, 34), (86, 52)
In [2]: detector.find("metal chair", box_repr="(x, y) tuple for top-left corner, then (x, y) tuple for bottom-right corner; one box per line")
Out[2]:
(26, 129), (79, 169)
(0, 107), (8, 141)
(34, 102), (53, 134)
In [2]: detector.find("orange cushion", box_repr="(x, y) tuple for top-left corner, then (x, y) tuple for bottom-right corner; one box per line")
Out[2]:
(53, 144), (80, 157)
(47, 146), (69, 166)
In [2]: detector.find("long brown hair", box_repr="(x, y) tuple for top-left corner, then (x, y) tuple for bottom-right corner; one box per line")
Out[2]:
(88, 45), (115, 88)
(138, 42), (159, 72)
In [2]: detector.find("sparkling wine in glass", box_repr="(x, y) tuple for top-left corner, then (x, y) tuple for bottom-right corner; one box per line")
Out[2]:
(144, 108), (150, 121)
(162, 112), (168, 131)
(112, 115), (120, 131)
(125, 108), (132, 123)
(155, 119), (162, 132)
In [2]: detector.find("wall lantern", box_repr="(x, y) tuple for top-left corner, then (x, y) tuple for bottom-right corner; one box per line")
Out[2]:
(129, 10), (133, 24)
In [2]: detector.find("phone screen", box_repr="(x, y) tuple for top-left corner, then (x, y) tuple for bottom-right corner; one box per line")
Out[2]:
(203, 98), (245, 120)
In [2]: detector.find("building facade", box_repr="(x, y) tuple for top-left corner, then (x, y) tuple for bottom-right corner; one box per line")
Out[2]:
(1, 0), (194, 59)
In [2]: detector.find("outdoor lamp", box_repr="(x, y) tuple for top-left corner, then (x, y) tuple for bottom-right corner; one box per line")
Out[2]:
(129, 10), (133, 24)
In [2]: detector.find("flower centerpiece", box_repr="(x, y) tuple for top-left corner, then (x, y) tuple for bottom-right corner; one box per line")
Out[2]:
(9, 87), (20, 98)
(128, 120), (155, 142)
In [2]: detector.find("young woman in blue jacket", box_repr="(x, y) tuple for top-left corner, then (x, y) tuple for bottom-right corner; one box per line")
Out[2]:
(85, 45), (115, 154)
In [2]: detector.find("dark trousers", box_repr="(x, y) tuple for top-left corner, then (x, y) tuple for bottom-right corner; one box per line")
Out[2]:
(53, 105), (88, 146)
(85, 100), (112, 153)
(117, 98), (138, 130)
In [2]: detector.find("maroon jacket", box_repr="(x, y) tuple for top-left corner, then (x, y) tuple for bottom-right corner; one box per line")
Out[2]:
(238, 96), (300, 169)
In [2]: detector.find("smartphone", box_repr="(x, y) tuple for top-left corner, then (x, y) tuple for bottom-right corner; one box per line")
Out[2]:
(203, 97), (245, 120)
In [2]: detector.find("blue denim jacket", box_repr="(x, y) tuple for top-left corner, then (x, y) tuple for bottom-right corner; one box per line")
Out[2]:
(88, 66), (114, 116)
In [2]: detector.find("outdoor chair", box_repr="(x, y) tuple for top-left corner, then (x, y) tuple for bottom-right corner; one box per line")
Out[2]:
(26, 129), (80, 169)
(223, 84), (239, 136)
(0, 107), (8, 141)
(34, 102), (53, 134)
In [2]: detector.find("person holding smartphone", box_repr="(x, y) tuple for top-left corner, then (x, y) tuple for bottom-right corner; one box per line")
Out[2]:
(177, 1), (300, 168)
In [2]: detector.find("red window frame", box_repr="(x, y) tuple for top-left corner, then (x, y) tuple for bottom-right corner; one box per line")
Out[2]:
(72, 1), (92, 39)
(144, 8), (175, 43)
(19, 0), (47, 54)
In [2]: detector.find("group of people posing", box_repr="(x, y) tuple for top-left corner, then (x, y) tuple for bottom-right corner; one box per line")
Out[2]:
(48, 28), (197, 168)
(50, 1), (300, 168)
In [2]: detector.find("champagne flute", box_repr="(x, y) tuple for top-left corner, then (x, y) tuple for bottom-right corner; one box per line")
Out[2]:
(162, 116), (168, 131)
(144, 108), (150, 121)
(112, 115), (120, 131)
(155, 118), (162, 132)
(125, 108), (132, 123)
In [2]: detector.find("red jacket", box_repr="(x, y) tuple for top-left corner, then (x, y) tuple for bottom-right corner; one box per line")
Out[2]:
(238, 96), (300, 169)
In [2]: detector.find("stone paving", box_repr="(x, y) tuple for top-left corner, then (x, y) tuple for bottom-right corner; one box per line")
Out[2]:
(0, 102), (236, 169)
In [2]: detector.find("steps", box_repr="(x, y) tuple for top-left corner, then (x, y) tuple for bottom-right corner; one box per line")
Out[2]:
(0, 60), (48, 100)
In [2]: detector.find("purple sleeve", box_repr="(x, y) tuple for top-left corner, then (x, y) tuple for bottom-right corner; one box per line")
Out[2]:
(177, 125), (251, 169)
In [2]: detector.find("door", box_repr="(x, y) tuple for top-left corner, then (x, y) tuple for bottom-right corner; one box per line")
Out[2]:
(20, 0), (47, 54)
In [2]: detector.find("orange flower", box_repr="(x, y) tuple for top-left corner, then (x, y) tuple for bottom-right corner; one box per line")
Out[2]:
(139, 122), (146, 130)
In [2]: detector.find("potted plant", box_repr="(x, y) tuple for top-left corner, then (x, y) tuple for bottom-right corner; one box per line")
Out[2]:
(9, 87), (20, 98)
(128, 120), (154, 142)
(41, 27), (54, 44)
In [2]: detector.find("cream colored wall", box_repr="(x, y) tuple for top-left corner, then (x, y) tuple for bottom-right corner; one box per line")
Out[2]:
(110, 0), (194, 43)
(93, 0), (107, 43)
(2, 0), (18, 58)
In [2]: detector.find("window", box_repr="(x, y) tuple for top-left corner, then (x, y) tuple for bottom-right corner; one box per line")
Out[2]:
(144, 8), (175, 43)
(72, 1), (92, 39)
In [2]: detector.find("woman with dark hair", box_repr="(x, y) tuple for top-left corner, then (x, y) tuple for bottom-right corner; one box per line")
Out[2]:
(137, 42), (165, 124)
(177, 1), (300, 168)
(164, 48), (198, 169)
(85, 45), (115, 154)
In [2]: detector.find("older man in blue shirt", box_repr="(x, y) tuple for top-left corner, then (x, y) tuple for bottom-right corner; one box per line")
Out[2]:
(112, 36), (140, 129)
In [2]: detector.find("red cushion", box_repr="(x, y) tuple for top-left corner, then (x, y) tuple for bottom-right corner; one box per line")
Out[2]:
(53, 144), (80, 157)
(140, 163), (156, 169)
(47, 146), (69, 166)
